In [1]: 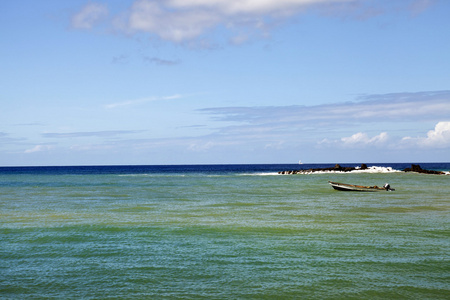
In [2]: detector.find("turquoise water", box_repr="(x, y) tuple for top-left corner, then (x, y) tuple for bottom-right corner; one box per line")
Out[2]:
(1, 165), (449, 299)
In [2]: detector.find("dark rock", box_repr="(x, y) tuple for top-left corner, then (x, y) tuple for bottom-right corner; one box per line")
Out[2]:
(279, 163), (363, 174)
(279, 163), (445, 175)
(403, 164), (445, 175)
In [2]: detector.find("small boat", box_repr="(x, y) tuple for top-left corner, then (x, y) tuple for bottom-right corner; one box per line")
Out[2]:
(328, 181), (395, 192)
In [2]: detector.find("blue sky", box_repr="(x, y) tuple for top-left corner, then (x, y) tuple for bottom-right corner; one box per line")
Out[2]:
(1, 0), (449, 166)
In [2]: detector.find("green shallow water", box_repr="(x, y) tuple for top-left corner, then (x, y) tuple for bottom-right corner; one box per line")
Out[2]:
(1, 171), (449, 299)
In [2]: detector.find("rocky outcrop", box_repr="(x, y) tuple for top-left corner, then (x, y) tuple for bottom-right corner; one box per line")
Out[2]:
(278, 163), (446, 175)
(278, 164), (364, 174)
(403, 164), (445, 175)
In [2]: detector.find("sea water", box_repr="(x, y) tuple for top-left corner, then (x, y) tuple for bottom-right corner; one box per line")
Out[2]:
(1, 163), (449, 299)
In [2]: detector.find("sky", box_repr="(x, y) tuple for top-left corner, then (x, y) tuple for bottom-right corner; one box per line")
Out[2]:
(1, 0), (450, 166)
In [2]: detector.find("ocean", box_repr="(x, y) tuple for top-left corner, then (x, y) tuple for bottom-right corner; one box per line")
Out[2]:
(1, 163), (449, 299)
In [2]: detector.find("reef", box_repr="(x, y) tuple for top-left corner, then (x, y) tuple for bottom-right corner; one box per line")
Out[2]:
(278, 164), (366, 175)
(278, 163), (446, 175)
(402, 164), (445, 175)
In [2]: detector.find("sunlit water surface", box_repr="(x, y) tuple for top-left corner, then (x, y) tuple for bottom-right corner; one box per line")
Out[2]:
(1, 164), (449, 299)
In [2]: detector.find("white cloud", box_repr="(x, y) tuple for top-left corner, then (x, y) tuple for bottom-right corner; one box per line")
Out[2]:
(167, 0), (329, 15)
(122, 0), (357, 42)
(25, 145), (53, 153)
(71, 3), (108, 29)
(402, 121), (450, 148)
(43, 130), (144, 138)
(341, 132), (389, 147)
(73, 0), (437, 44)
(319, 122), (450, 151)
(319, 132), (389, 149)
(188, 141), (216, 151)
(126, 0), (220, 42)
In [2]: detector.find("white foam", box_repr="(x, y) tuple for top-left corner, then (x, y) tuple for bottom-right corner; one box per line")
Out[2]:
(241, 172), (280, 176)
(351, 166), (401, 173)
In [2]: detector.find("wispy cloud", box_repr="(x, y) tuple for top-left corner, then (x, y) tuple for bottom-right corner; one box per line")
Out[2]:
(200, 91), (450, 127)
(24, 145), (54, 154)
(112, 54), (130, 64)
(105, 94), (183, 109)
(43, 130), (144, 138)
(0, 132), (27, 144)
(13, 122), (46, 126)
(71, 0), (437, 45)
(409, 0), (438, 16)
(143, 56), (181, 66)
(71, 3), (108, 29)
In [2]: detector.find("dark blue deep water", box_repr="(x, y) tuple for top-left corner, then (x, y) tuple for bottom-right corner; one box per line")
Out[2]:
(1, 162), (449, 175)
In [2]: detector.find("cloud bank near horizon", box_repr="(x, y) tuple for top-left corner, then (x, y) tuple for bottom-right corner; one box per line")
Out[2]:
(19, 91), (450, 160)
(194, 91), (450, 151)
